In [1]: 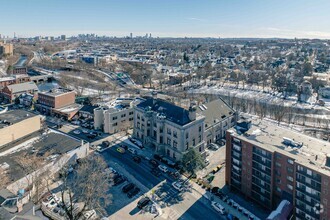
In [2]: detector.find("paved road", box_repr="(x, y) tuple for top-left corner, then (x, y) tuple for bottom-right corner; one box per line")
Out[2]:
(100, 146), (225, 220)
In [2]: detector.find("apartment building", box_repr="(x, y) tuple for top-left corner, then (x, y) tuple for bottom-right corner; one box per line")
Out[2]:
(225, 120), (330, 220)
(133, 97), (206, 161)
(0, 42), (13, 56)
(196, 98), (237, 145)
(94, 98), (140, 134)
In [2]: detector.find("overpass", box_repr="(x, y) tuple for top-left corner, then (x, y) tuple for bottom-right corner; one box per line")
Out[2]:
(30, 74), (53, 83)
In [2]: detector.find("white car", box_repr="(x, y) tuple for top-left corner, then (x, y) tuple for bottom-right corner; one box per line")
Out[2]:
(96, 145), (102, 152)
(128, 148), (137, 154)
(172, 181), (183, 191)
(158, 165), (168, 173)
(211, 201), (225, 214)
(82, 129), (89, 134)
(73, 130), (81, 135)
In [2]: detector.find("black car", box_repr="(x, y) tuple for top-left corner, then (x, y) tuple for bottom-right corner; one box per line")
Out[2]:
(151, 168), (161, 177)
(102, 141), (110, 147)
(153, 154), (164, 162)
(133, 156), (142, 163)
(114, 175), (126, 186)
(127, 187), (140, 198)
(137, 197), (150, 209)
(149, 159), (159, 167)
(122, 183), (135, 193)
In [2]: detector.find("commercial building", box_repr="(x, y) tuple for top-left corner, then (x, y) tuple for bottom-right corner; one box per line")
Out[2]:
(196, 99), (237, 145)
(225, 120), (330, 220)
(94, 98), (141, 134)
(0, 75), (31, 89)
(133, 97), (206, 161)
(12, 67), (27, 75)
(0, 110), (41, 147)
(36, 88), (79, 119)
(1, 82), (38, 103)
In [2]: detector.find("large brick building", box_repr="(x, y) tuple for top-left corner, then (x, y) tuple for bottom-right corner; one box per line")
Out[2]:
(36, 88), (79, 119)
(1, 81), (38, 103)
(226, 120), (330, 220)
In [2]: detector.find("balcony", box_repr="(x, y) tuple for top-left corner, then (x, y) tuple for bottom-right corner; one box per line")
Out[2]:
(252, 161), (271, 174)
(296, 174), (321, 191)
(252, 178), (271, 193)
(295, 184), (320, 200)
(252, 169), (271, 183)
(295, 194), (319, 209)
(296, 168), (321, 182)
(231, 172), (241, 182)
(252, 154), (272, 167)
(295, 203), (319, 219)
(231, 150), (242, 160)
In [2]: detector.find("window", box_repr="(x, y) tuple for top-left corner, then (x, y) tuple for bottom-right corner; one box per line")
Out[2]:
(167, 128), (171, 135)
(192, 139), (196, 146)
(167, 138), (171, 145)
(287, 176), (293, 182)
(129, 117), (133, 121)
(186, 132), (189, 139)
(159, 127), (163, 133)
(129, 111), (133, 115)
(185, 142), (188, 150)
(287, 159), (294, 164)
(287, 184), (293, 190)
(199, 135), (202, 143)
(287, 167), (293, 173)
(199, 126), (202, 132)
(112, 116), (118, 120)
(173, 141), (177, 148)
(276, 187), (281, 193)
(121, 114), (126, 118)
(275, 162), (281, 167)
(173, 131), (177, 138)
(112, 122), (117, 126)
(306, 169), (312, 176)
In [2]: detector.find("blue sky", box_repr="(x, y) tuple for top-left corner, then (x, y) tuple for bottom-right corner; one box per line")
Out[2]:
(1, 0), (330, 39)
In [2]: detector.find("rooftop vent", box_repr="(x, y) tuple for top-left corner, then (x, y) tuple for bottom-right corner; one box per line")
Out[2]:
(282, 137), (303, 148)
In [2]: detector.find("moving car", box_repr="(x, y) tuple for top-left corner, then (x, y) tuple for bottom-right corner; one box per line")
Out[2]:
(158, 165), (168, 173)
(129, 137), (144, 149)
(137, 197), (150, 209)
(211, 201), (225, 214)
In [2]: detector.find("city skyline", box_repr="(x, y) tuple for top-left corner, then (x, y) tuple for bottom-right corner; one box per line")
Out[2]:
(1, 0), (330, 39)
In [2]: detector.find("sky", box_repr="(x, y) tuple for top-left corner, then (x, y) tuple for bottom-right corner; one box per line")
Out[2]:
(1, 0), (330, 39)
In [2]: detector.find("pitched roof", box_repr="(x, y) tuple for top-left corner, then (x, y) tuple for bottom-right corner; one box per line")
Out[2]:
(6, 82), (38, 94)
(196, 99), (234, 128)
(136, 98), (192, 126)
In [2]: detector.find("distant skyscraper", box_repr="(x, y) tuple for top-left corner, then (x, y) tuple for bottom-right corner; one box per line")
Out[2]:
(149, 33), (152, 38)
(60, 35), (66, 40)
(130, 33), (133, 39)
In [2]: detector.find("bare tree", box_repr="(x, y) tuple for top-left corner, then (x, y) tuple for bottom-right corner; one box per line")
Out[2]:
(55, 155), (112, 220)
(0, 167), (10, 188)
(272, 102), (286, 125)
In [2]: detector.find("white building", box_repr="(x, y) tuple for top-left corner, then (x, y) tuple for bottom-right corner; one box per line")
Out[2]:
(94, 98), (142, 134)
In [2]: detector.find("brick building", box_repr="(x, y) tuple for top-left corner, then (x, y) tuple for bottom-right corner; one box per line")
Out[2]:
(36, 88), (79, 120)
(1, 81), (38, 103)
(226, 120), (330, 220)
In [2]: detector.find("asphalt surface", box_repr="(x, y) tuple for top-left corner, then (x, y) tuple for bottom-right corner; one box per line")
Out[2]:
(100, 146), (225, 220)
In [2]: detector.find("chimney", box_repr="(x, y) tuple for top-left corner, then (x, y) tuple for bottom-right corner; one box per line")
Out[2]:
(188, 105), (196, 121)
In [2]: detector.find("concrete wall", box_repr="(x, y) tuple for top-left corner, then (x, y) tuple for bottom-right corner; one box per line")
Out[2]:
(0, 116), (41, 146)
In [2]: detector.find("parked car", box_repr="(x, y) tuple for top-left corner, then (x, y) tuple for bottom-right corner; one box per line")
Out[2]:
(211, 201), (225, 214)
(153, 154), (164, 162)
(128, 148), (137, 154)
(73, 130), (81, 135)
(102, 141), (110, 147)
(129, 138), (144, 149)
(137, 197), (150, 209)
(204, 159), (210, 166)
(127, 187), (140, 198)
(122, 183), (135, 193)
(172, 181), (184, 191)
(114, 175), (126, 185)
(168, 171), (180, 179)
(149, 159), (159, 167)
(117, 147), (125, 153)
(133, 156), (142, 163)
(158, 165), (168, 173)
(151, 168), (161, 177)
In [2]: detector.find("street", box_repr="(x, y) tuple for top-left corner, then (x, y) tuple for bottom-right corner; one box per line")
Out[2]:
(99, 145), (226, 220)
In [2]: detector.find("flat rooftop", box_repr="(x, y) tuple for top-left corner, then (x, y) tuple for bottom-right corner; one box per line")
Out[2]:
(39, 88), (74, 97)
(229, 120), (330, 175)
(0, 110), (38, 129)
(0, 131), (82, 182)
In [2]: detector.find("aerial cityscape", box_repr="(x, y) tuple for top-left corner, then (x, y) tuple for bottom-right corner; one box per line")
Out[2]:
(1, 1), (330, 220)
